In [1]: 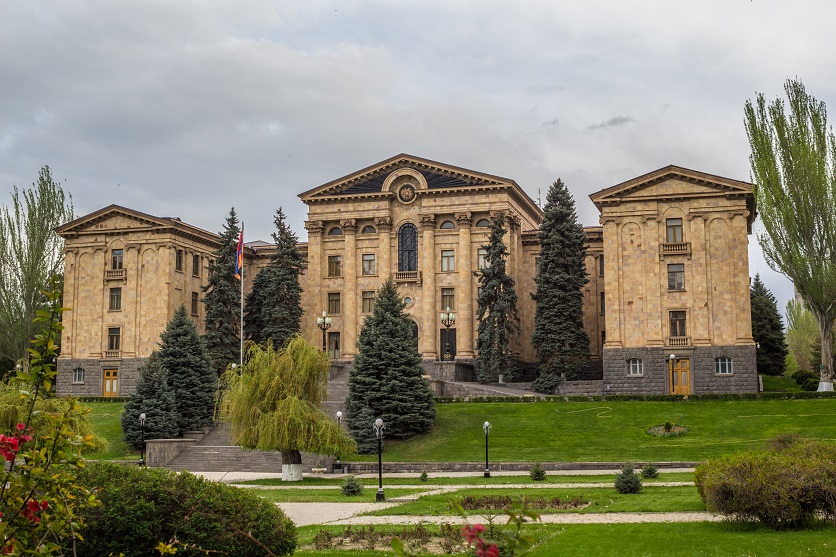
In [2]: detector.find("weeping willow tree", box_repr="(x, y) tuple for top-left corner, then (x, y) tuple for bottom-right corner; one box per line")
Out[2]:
(219, 335), (356, 481)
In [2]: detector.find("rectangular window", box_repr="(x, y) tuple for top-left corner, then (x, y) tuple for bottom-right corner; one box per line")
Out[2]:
(668, 263), (685, 290)
(362, 291), (375, 313)
(715, 357), (734, 375)
(175, 249), (183, 272)
(328, 292), (341, 315)
(327, 332), (341, 359)
(441, 249), (455, 272)
(361, 254), (376, 275)
(627, 358), (643, 376)
(666, 218), (683, 243)
(599, 255), (604, 277)
(191, 292), (199, 315)
(328, 255), (342, 277)
(107, 327), (121, 351)
(441, 288), (455, 310)
(478, 248), (488, 270)
(670, 311), (687, 337)
(72, 367), (85, 384)
(109, 287), (122, 311)
(192, 254), (200, 277)
(111, 249), (123, 270)
(600, 292), (605, 315)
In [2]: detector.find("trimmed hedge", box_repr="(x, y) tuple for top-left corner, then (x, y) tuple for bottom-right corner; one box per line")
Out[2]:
(76, 462), (296, 556)
(695, 439), (836, 529)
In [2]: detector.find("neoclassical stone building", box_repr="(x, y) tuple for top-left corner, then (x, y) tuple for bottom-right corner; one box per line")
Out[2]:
(55, 154), (757, 396)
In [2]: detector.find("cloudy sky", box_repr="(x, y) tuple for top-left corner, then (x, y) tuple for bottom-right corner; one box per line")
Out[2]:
(2, 0), (833, 315)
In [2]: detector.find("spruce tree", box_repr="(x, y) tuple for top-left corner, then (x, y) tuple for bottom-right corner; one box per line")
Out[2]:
(474, 214), (520, 383)
(121, 352), (179, 449)
(532, 178), (590, 393)
(346, 279), (435, 452)
(161, 305), (217, 432)
(750, 274), (788, 376)
(243, 208), (304, 347)
(202, 208), (241, 374)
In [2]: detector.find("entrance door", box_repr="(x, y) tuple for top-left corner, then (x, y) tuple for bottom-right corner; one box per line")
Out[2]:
(440, 328), (456, 361)
(103, 369), (119, 397)
(669, 358), (690, 395)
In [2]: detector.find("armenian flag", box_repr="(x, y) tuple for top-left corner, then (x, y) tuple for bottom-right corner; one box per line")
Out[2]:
(234, 227), (243, 279)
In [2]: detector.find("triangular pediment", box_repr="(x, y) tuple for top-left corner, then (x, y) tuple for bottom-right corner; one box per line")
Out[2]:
(56, 205), (171, 235)
(298, 153), (517, 200)
(590, 165), (753, 208)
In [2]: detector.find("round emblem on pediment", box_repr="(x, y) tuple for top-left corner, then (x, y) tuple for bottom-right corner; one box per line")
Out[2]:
(398, 184), (416, 204)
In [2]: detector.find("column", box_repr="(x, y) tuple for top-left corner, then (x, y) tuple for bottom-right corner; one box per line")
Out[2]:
(304, 220), (324, 341)
(456, 212), (475, 358)
(420, 213), (437, 359)
(376, 217), (392, 281)
(342, 219), (358, 357)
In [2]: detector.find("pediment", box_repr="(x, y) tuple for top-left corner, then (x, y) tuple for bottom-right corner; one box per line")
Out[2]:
(590, 165), (753, 208)
(56, 205), (170, 236)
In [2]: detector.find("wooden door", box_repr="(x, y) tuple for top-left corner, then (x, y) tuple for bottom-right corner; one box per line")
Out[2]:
(103, 369), (119, 397)
(669, 359), (690, 395)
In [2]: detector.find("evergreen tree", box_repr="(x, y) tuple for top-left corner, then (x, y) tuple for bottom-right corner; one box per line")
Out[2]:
(474, 214), (520, 383)
(203, 208), (241, 374)
(532, 178), (590, 393)
(750, 274), (788, 376)
(162, 305), (217, 432)
(346, 279), (435, 452)
(243, 208), (304, 347)
(121, 352), (179, 449)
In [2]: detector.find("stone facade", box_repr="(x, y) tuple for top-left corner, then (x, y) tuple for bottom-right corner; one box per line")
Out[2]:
(55, 156), (758, 396)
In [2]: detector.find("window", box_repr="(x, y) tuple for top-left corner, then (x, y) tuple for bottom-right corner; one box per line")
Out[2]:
(361, 225), (376, 234)
(600, 292), (605, 315)
(111, 249), (123, 270)
(362, 291), (375, 313)
(715, 357), (733, 375)
(191, 292), (199, 315)
(670, 311), (687, 337)
(328, 227), (343, 236)
(441, 288), (455, 310)
(328, 255), (342, 277)
(72, 367), (85, 384)
(175, 249), (183, 272)
(627, 359), (643, 376)
(668, 264), (685, 290)
(328, 292), (341, 315)
(599, 256), (604, 277)
(398, 223), (418, 271)
(362, 253), (376, 275)
(441, 249), (455, 272)
(476, 218), (490, 227)
(439, 220), (455, 229)
(107, 328), (121, 351)
(666, 218), (683, 243)
(192, 254), (200, 277)
(478, 248), (488, 270)
(109, 287), (122, 311)
(327, 332), (341, 359)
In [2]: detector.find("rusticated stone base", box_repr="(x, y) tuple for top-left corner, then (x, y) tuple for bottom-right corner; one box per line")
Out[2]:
(56, 357), (149, 397)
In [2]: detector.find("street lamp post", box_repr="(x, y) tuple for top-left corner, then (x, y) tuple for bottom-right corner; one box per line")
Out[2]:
(373, 418), (386, 501)
(483, 421), (491, 478)
(440, 306), (456, 361)
(316, 311), (332, 353)
(334, 411), (343, 472)
(139, 412), (147, 466)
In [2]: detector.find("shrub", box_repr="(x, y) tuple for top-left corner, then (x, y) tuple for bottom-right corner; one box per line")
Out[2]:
(530, 461), (547, 481)
(341, 475), (364, 496)
(614, 466), (642, 494)
(695, 439), (836, 529)
(76, 462), (296, 556)
(640, 464), (659, 478)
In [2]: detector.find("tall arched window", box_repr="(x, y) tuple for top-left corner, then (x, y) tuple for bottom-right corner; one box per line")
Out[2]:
(398, 223), (418, 271)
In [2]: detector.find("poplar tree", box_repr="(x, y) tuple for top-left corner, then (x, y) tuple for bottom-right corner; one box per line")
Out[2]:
(750, 274), (788, 376)
(121, 352), (180, 449)
(346, 279), (435, 452)
(161, 305), (216, 432)
(243, 208), (304, 347)
(203, 208), (241, 374)
(532, 178), (590, 393)
(474, 214), (520, 383)
(745, 79), (836, 390)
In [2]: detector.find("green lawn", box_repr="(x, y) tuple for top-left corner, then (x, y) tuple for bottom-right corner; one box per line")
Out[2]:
(84, 401), (135, 460)
(350, 399), (836, 462)
(761, 374), (802, 392)
(237, 472), (695, 486)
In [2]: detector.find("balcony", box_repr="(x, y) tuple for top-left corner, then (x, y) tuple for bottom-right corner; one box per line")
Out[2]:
(103, 350), (121, 359)
(660, 242), (691, 259)
(394, 270), (422, 284)
(667, 336), (690, 347)
(104, 268), (126, 281)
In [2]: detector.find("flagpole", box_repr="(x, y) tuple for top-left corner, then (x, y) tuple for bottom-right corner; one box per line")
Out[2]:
(240, 222), (244, 367)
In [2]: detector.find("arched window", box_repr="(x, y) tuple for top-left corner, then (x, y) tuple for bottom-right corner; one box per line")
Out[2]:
(328, 227), (343, 236)
(439, 220), (455, 229)
(476, 218), (491, 227)
(361, 225), (376, 234)
(398, 223), (418, 271)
